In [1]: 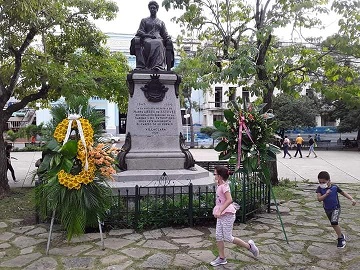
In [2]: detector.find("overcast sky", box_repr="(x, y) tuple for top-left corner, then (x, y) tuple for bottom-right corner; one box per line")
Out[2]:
(94, 0), (339, 41)
(95, 0), (182, 37)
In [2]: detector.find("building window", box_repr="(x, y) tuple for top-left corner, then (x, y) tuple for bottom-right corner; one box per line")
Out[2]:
(215, 87), (222, 107)
(119, 113), (127, 134)
(306, 88), (314, 98)
(242, 88), (250, 102)
(213, 114), (223, 123)
(96, 109), (106, 130)
(228, 87), (236, 102)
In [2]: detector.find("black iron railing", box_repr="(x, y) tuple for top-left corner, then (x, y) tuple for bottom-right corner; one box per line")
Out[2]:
(35, 163), (270, 230)
(104, 171), (269, 230)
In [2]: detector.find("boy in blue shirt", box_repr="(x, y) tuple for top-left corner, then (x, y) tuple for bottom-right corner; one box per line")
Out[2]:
(316, 171), (357, 248)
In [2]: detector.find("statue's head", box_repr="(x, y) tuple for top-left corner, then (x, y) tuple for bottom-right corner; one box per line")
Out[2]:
(148, 1), (159, 11)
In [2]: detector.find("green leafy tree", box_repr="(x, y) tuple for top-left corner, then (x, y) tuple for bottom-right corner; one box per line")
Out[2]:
(5, 130), (18, 144)
(330, 101), (360, 140)
(163, 0), (360, 112)
(163, 0), (359, 184)
(0, 0), (130, 194)
(200, 126), (217, 137)
(174, 52), (215, 146)
(272, 93), (318, 131)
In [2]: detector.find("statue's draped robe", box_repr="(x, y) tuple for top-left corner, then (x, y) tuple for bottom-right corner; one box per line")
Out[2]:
(136, 17), (170, 70)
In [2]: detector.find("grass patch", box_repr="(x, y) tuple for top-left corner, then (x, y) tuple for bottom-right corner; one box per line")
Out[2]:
(272, 179), (300, 201)
(0, 188), (36, 224)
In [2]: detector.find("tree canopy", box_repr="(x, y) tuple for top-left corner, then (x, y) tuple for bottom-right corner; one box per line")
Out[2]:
(0, 0), (130, 194)
(162, 0), (360, 112)
(272, 93), (318, 130)
(330, 101), (360, 139)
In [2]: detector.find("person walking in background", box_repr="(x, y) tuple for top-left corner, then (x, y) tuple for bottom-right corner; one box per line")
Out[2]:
(282, 136), (292, 159)
(31, 135), (36, 144)
(294, 134), (304, 158)
(316, 171), (357, 248)
(210, 165), (259, 266)
(5, 143), (18, 182)
(306, 135), (317, 158)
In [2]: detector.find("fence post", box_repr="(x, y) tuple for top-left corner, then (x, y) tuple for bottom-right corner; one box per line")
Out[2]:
(188, 183), (193, 227)
(117, 189), (121, 227)
(134, 185), (139, 230)
(267, 183), (271, 213)
(241, 172), (247, 222)
(163, 185), (167, 224)
(35, 180), (40, 224)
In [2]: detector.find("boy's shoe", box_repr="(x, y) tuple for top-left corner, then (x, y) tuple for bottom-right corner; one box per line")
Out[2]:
(248, 240), (259, 257)
(337, 234), (346, 248)
(210, 256), (227, 266)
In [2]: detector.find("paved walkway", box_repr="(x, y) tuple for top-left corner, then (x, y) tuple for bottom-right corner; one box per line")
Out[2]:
(7, 149), (360, 188)
(190, 149), (360, 184)
(1, 182), (359, 269)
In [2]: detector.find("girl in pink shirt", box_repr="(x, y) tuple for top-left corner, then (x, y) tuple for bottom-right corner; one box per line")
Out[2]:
(210, 165), (259, 267)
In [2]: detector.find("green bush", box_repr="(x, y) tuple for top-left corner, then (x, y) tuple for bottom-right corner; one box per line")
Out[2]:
(200, 126), (216, 137)
(6, 130), (18, 142)
(13, 145), (44, 152)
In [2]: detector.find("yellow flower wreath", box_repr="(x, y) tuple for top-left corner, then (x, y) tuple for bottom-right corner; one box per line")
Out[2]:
(53, 118), (95, 190)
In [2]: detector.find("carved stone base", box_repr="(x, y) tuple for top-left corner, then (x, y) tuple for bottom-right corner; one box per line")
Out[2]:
(110, 165), (214, 195)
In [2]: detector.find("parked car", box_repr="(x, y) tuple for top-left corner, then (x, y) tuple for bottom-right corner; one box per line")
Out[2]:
(98, 133), (121, 143)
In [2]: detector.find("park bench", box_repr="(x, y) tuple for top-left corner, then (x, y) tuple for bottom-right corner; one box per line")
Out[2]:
(315, 140), (331, 150)
(195, 160), (237, 172)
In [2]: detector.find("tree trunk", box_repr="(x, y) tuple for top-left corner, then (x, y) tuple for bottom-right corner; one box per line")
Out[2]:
(0, 134), (10, 196)
(268, 159), (279, 186)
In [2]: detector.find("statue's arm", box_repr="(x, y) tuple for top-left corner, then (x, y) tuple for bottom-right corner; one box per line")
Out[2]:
(136, 18), (156, 39)
(136, 19), (146, 38)
(160, 21), (171, 41)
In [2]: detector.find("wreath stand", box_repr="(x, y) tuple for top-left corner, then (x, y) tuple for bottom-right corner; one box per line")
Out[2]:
(46, 210), (105, 255)
(269, 182), (289, 244)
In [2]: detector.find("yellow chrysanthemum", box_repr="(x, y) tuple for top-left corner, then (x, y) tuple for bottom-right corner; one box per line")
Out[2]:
(53, 117), (97, 189)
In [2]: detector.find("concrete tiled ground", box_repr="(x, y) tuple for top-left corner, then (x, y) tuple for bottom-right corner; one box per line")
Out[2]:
(1, 182), (359, 269)
(3, 149), (360, 269)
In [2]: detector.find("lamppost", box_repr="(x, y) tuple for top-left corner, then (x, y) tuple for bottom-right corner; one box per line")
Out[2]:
(184, 113), (190, 142)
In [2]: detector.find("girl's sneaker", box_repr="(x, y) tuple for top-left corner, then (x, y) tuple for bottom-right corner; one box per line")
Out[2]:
(210, 256), (227, 266)
(248, 240), (259, 257)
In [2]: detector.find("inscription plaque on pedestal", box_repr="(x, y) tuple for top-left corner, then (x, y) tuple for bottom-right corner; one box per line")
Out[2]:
(133, 103), (176, 135)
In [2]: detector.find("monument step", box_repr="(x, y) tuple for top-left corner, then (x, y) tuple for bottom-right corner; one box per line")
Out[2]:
(111, 165), (214, 195)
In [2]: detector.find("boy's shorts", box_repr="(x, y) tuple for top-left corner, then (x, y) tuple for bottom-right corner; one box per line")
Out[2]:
(325, 208), (341, 225)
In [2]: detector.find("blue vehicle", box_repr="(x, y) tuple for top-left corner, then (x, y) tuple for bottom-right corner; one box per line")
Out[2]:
(285, 126), (338, 134)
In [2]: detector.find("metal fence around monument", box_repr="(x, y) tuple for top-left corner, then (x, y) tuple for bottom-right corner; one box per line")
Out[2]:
(104, 170), (270, 230)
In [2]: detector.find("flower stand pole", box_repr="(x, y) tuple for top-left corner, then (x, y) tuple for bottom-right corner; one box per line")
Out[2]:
(46, 210), (56, 255)
(45, 210), (105, 255)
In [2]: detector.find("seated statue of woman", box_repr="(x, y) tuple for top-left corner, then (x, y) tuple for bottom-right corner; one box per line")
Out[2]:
(132, 1), (172, 71)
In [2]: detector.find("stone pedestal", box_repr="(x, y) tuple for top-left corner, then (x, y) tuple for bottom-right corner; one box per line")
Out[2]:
(114, 71), (213, 192)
